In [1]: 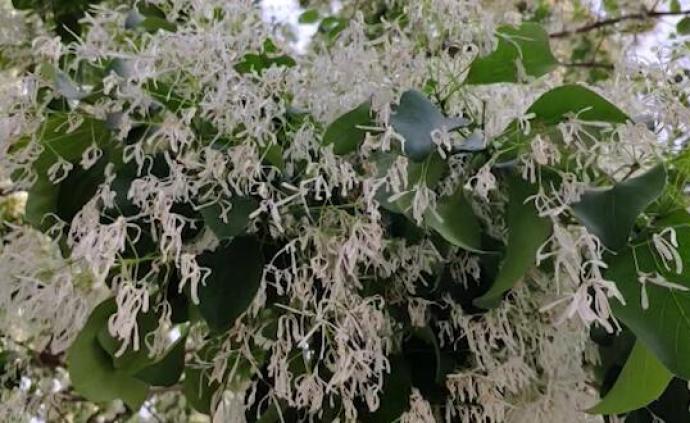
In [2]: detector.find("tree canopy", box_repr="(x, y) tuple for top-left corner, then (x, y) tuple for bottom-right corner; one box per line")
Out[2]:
(1, 0), (690, 422)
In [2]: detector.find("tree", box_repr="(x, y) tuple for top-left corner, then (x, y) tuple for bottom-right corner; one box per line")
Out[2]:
(1, 0), (690, 421)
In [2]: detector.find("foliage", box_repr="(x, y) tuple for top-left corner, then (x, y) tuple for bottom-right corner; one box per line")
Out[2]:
(1, 0), (690, 422)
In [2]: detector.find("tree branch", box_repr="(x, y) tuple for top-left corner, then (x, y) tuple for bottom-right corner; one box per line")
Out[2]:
(550, 8), (690, 38)
(560, 61), (615, 70)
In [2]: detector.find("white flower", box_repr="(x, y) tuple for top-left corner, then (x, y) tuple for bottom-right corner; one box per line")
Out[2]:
(652, 227), (683, 275)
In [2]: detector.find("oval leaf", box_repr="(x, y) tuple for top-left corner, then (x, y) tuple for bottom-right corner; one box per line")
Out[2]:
(589, 341), (672, 415)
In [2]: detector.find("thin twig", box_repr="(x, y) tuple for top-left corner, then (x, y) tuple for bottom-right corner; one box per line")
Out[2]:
(560, 61), (615, 70)
(550, 8), (690, 38)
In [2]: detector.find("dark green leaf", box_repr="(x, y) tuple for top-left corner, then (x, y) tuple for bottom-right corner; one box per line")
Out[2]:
(391, 90), (469, 162)
(67, 300), (149, 410)
(474, 176), (551, 309)
(183, 338), (265, 414)
(183, 345), (221, 414)
(25, 115), (112, 230)
(606, 217), (690, 379)
(96, 309), (159, 374)
(525, 84), (629, 126)
(424, 187), (482, 252)
(318, 17), (347, 38)
(678, 17), (690, 34)
(135, 335), (186, 387)
(589, 341), (672, 415)
(197, 237), (264, 332)
(200, 197), (259, 240)
(466, 23), (557, 84)
(322, 101), (372, 155)
(362, 355), (412, 422)
(497, 85), (629, 162)
(234, 53), (296, 75)
(572, 165), (667, 251)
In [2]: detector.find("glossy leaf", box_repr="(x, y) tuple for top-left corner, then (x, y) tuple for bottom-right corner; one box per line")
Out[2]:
(589, 341), (672, 415)
(474, 176), (551, 309)
(606, 217), (690, 379)
(391, 90), (469, 162)
(200, 197), (259, 240)
(466, 23), (558, 84)
(322, 101), (372, 155)
(197, 236), (264, 332)
(67, 300), (149, 410)
(572, 165), (666, 251)
(425, 187), (482, 252)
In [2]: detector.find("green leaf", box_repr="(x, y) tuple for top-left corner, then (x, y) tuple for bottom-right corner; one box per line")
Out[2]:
(234, 53), (296, 75)
(67, 300), (149, 410)
(200, 197), (259, 240)
(322, 101), (372, 155)
(183, 344), (221, 414)
(298, 9), (320, 24)
(572, 165), (667, 251)
(391, 90), (469, 162)
(497, 85), (629, 161)
(362, 355), (412, 422)
(135, 335), (186, 387)
(677, 17), (690, 35)
(526, 84), (629, 126)
(603, 0), (619, 13)
(466, 23), (558, 84)
(606, 218), (690, 379)
(96, 309), (159, 374)
(318, 17), (347, 38)
(197, 236), (264, 332)
(25, 115), (112, 230)
(125, 10), (177, 32)
(474, 176), (551, 309)
(183, 338), (265, 414)
(424, 187), (482, 252)
(589, 341), (672, 415)
(412, 327), (443, 382)
(671, 0), (681, 13)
